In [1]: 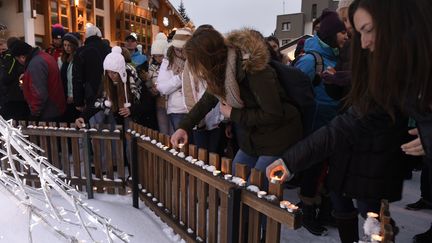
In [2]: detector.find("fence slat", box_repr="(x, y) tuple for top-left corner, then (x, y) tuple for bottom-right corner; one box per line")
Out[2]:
(248, 169), (264, 243)
(105, 137), (114, 194)
(180, 170), (188, 226)
(197, 149), (209, 241)
(265, 176), (283, 243)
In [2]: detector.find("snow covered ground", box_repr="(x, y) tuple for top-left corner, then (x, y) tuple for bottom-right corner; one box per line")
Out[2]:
(0, 171), (430, 242)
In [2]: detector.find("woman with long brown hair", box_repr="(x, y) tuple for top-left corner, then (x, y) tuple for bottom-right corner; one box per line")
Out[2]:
(170, 28), (303, 190)
(58, 32), (81, 122)
(266, 0), (432, 242)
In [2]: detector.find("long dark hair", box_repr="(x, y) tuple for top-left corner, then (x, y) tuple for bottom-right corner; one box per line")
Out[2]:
(348, 0), (432, 117)
(184, 28), (228, 98)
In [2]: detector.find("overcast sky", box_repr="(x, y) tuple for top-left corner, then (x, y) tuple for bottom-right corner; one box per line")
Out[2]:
(169, 0), (302, 36)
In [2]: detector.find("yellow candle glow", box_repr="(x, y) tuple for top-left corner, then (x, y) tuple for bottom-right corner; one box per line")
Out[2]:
(371, 234), (383, 241)
(178, 143), (185, 149)
(367, 212), (379, 218)
(270, 175), (281, 184)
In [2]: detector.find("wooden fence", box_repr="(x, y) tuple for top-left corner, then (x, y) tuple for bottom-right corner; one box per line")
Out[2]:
(5, 120), (398, 243)
(127, 122), (302, 243)
(4, 121), (128, 198)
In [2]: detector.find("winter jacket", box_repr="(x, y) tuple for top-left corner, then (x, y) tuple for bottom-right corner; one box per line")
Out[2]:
(131, 51), (147, 67)
(22, 49), (66, 120)
(59, 59), (74, 99)
(72, 36), (110, 107)
(156, 59), (188, 114)
(295, 35), (339, 107)
(0, 50), (26, 104)
(178, 29), (303, 156)
(280, 107), (413, 201)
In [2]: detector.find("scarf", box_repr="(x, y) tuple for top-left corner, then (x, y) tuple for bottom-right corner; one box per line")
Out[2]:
(182, 47), (244, 110)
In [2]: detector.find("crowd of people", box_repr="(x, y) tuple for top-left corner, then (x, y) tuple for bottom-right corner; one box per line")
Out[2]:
(0, 0), (431, 242)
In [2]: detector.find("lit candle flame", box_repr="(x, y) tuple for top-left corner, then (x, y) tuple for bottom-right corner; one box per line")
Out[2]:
(178, 143), (184, 149)
(270, 175), (281, 184)
(367, 212), (379, 218)
(371, 234), (383, 241)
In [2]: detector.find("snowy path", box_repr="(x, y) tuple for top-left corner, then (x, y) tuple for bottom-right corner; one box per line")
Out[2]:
(0, 171), (430, 242)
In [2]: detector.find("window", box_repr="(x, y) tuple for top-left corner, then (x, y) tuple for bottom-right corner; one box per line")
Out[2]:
(86, 0), (93, 22)
(281, 39), (290, 46)
(50, 0), (59, 24)
(96, 0), (104, 10)
(96, 15), (104, 37)
(60, 3), (69, 30)
(312, 4), (317, 19)
(18, 0), (44, 14)
(281, 22), (291, 31)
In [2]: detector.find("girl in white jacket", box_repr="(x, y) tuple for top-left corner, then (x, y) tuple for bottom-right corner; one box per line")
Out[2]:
(156, 28), (192, 132)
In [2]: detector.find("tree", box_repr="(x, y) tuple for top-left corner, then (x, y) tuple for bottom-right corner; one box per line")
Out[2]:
(178, 0), (190, 23)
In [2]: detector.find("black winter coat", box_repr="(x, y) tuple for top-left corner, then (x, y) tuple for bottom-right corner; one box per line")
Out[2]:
(72, 36), (110, 107)
(0, 50), (25, 104)
(282, 107), (412, 201)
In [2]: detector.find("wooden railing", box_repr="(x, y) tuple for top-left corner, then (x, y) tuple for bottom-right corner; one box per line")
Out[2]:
(7, 121), (128, 199)
(127, 122), (302, 243)
(7, 120), (398, 243)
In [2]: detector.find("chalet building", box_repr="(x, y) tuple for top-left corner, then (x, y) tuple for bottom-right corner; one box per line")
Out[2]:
(0, 0), (186, 52)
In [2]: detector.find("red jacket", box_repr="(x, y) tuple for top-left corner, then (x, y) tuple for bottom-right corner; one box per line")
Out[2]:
(23, 49), (66, 120)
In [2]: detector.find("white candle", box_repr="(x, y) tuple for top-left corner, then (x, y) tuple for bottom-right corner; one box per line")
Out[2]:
(367, 212), (379, 218)
(257, 191), (267, 198)
(178, 143), (185, 149)
(213, 170), (221, 176)
(279, 200), (291, 209)
(371, 234), (383, 242)
(270, 176), (282, 184)
(287, 204), (299, 213)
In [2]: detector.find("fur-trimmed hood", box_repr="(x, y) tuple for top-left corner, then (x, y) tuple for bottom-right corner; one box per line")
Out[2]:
(226, 28), (270, 74)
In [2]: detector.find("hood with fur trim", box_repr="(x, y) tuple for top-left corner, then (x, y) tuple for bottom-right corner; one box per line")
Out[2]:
(225, 28), (270, 74)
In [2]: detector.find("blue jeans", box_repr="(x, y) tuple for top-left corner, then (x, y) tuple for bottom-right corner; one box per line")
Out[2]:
(330, 191), (381, 219)
(168, 113), (187, 132)
(232, 149), (279, 190)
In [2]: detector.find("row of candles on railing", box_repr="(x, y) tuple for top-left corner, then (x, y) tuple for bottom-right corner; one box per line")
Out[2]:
(26, 124), (121, 133)
(129, 129), (300, 214)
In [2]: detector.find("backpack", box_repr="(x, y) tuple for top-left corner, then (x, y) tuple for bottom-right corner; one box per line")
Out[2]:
(269, 60), (315, 135)
(291, 51), (324, 86)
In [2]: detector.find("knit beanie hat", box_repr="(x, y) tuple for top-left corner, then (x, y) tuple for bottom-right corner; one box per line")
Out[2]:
(10, 40), (32, 57)
(103, 46), (127, 83)
(52, 24), (65, 39)
(172, 28), (193, 48)
(151, 32), (168, 55)
(85, 23), (102, 39)
(337, 0), (354, 11)
(62, 32), (80, 47)
(317, 9), (346, 41)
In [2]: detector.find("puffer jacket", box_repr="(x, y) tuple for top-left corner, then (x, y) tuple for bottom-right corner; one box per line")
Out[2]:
(179, 29), (303, 156)
(156, 58), (188, 114)
(295, 35), (339, 106)
(22, 49), (66, 120)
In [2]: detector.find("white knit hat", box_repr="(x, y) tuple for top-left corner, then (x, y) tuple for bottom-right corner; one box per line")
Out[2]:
(172, 28), (193, 48)
(151, 32), (168, 55)
(103, 46), (127, 83)
(337, 0), (354, 11)
(85, 23), (102, 39)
